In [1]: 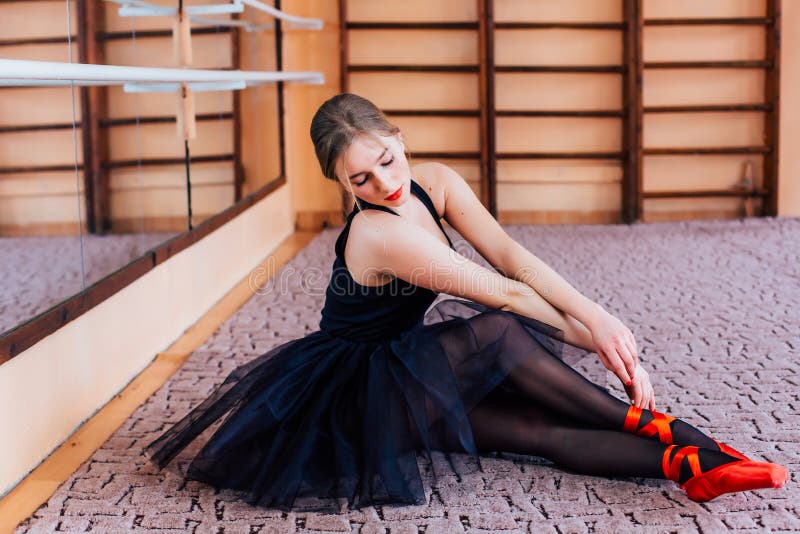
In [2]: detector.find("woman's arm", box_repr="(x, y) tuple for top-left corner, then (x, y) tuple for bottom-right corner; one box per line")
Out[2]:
(431, 162), (639, 384)
(496, 240), (605, 331)
(357, 209), (653, 408)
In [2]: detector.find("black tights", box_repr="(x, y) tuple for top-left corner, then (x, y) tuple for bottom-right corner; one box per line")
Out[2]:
(434, 311), (739, 484)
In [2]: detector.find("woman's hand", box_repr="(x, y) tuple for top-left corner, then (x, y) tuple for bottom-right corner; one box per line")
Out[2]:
(586, 307), (639, 386)
(624, 364), (656, 410)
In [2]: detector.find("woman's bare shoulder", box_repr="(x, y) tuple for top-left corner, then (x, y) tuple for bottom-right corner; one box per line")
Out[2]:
(410, 162), (449, 217)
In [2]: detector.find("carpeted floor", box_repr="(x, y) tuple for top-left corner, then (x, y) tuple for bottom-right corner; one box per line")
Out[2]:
(13, 216), (800, 533)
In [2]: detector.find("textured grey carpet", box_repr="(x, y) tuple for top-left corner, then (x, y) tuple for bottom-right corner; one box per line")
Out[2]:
(13, 216), (800, 533)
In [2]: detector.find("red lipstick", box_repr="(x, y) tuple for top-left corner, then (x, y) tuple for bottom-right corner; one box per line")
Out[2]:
(384, 185), (403, 201)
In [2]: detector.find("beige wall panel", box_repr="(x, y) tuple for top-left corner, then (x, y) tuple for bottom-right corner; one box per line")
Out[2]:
(104, 33), (231, 68)
(644, 112), (764, 148)
(110, 162), (234, 190)
(495, 0), (622, 23)
(498, 181), (620, 211)
(106, 87), (232, 118)
(496, 73), (621, 111)
(392, 117), (479, 152)
(0, 1), (77, 40)
(0, 195), (80, 225)
(780, 0), (800, 215)
(349, 30), (477, 65)
(0, 172), (79, 198)
(110, 184), (233, 218)
(108, 121), (233, 160)
(643, 69), (765, 106)
(644, 196), (744, 214)
(495, 29), (622, 66)
(497, 160), (621, 185)
(348, 73), (479, 110)
(643, 155), (764, 191)
(347, 0), (477, 22)
(496, 117), (622, 152)
(0, 88), (76, 125)
(643, 0), (764, 19)
(0, 42), (79, 62)
(644, 26), (765, 63)
(0, 130), (82, 167)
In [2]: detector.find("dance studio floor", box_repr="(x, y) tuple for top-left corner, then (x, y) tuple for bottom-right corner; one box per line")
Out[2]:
(13, 216), (800, 533)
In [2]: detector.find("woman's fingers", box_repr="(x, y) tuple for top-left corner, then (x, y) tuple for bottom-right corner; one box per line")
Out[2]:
(614, 342), (636, 383)
(624, 335), (639, 368)
(610, 347), (633, 385)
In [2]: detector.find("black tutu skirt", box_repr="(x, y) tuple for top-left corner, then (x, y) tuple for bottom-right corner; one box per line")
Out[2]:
(143, 297), (603, 513)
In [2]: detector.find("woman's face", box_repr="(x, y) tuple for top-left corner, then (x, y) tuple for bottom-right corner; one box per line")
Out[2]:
(337, 132), (411, 208)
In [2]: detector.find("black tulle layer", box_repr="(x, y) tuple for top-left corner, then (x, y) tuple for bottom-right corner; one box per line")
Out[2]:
(143, 298), (600, 513)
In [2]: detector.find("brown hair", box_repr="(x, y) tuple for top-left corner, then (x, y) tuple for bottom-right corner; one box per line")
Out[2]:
(310, 93), (410, 214)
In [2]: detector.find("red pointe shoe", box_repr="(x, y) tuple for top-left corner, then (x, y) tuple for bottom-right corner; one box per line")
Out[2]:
(711, 438), (750, 461)
(662, 445), (789, 503)
(624, 406), (751, 460)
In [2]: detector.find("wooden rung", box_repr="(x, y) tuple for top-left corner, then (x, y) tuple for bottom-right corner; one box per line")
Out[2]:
(496, 65), (626, 73)
(409, 151), (481, 159)
(103, 154), (234, 169)
(99, 113), (234, 128)
(0, 36), (75, 47)
(102, 154), (234, 169)
(0, 164), (83, 175)
(643, 189), (770, 199)
(348, 65), (479, 73)
(497, 110), (625, 117)
(645, 60), (771, 69)
(98, 27), (232, 42)
(643, 146), (770, 155)
(0, 122), (80, 133)
(347, 22), (478, 30)
(497, 151), (624, 160)
(644, 104), (772, 113)
(383, 109), (480, 117)
(644, 17), (772, 26)
(495, 22), (625, 30)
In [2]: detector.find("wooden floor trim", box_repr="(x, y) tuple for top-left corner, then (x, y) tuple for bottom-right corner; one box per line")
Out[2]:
(0, 230), (317, 534)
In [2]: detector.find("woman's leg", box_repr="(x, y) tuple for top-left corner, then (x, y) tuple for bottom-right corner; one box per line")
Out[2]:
(462, 312), (722, 451)
(466, 391), (737, 484)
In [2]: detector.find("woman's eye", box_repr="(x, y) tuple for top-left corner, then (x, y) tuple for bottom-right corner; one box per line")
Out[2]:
(354, 158), (392, 186)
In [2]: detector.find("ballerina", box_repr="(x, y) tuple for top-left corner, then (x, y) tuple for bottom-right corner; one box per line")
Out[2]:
(144, 92), (788, 512)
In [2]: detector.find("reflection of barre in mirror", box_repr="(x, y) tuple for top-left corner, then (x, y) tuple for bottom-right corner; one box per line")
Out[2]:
(106, 0), (323, 30)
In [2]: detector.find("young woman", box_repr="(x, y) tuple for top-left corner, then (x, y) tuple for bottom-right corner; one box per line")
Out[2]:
(144, 93), (787, 513)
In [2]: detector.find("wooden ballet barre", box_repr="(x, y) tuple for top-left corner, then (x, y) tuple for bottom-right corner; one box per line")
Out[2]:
(0, 59), (324, 86)
(106, 0), (243, 17)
